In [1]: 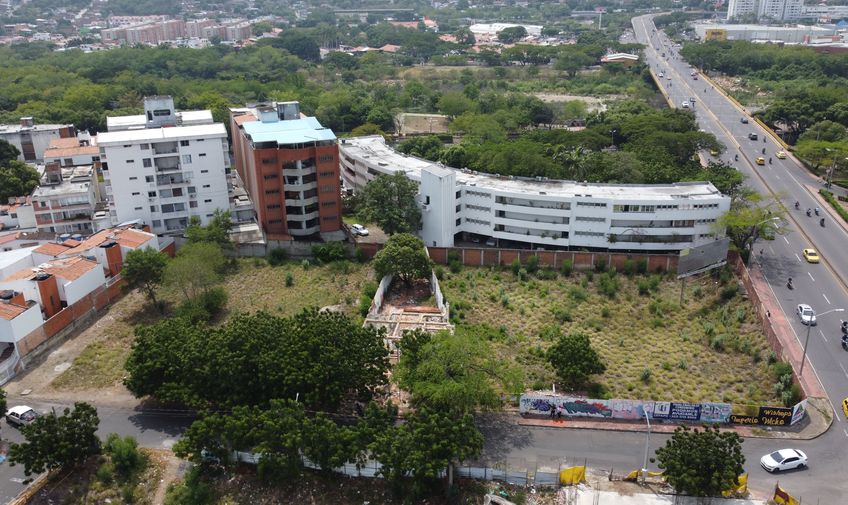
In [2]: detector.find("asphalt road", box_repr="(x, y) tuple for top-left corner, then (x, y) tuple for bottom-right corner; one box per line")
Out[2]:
(0, 399), (194, 503)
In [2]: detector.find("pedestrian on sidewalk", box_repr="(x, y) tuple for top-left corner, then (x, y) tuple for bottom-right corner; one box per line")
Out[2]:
(550, 405), (556, 419)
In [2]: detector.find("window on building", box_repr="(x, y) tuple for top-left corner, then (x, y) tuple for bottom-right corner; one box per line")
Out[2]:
(320, 185), (335, 193)
(199, 153), (206, 157)
(322, 216), (336, 222)
(190, 201), (198, 208)
(143, 158), (152, 168)
(265, 189), (280, 195)
(200, 169), (208, 173)
(319, 154), (334, 162)
(63, 158), (73, 166)
(263, 173), (278, 180)
(140, 144), (150, 150)
(132, 192), (140, 196)
(202, 184), (210, 188)
(262, 158), (275, 165)
(134, 206), (142, 210)
(129, 176), (138, 181)
(267, 204), (281, 209)
(126, 159), (134, 163)
(182, 154), (192, 164)
(180, 140), (190, 147)
(188, 186), (196, 194)
(321, 201), (336, 208)
(456, 218), (462, 225)
(204, 199), (212, 203)
(145, 176), (154, 183)
(152, 219), (161, 227)
(268, 219), (282, 224)
(150, 206), (156, 212)
(147, 191), (156, 198)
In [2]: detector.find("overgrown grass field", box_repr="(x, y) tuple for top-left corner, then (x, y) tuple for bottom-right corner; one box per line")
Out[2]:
(440, 264), (780, 406)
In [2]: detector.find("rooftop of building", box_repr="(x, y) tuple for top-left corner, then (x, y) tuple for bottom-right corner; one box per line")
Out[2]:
(31, 180), (91, 199)
(0, 300), (31, 321)
(601, 52), (639, 61)
(4, 255), (99, 282)
(0, 247), (38, 272)
(105, 109), (214, 131)
(341, 136), (725, 201)
(97, 122), (226, 145)
(43, 139), (100, 159)
(694, 22), (834, 33)
(240, 116), (336, 145)
(32, 225), (154, 258)
(0, 122), (72, 134)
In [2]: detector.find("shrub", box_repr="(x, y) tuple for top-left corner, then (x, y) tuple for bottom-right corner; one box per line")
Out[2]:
(176, 287), (228, 324)
(526, 255), (540, 274)
(585, 271), (594, 283)
(267, 247), (288, 266)
(560, 260), (573, 277)
(820, 189), (848, 223)
(720, 284), (739, 300)
(285, 273), (294, 287)
(96, 462), (114, 484)
(354, 247), (367, 263)
(511, 257), (522, 276)
(637, 279), (651, 296)
(601, 307), (611, 318)
(771, 361), (793, 381)
(552, 306), (573, 323)
(301, 259), (311, 270)
(636, 259), (648, 274)
(594, 259), (607, 273)
(105, 434), (144, 480)
(767, 351), (778, 365)
(517, 268), (528, 281)
(598, 272), (619, 299)
(710, 334), (726, 351)
(434, 265), (445, 280)
(640, 368), (652, 383)
(623, 259), (635, 276)
(312, 241), (347, 263)
(569, 286), (588, 302)
(537, 267), (557, 280)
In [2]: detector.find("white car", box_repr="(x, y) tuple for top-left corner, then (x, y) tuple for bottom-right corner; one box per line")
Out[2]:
(350, 224), (369, 236)
(797, 304), (817, 326)
(760, 449), (807, 473)
(681, 102), (690, 108)
(6, 406), (38, 427)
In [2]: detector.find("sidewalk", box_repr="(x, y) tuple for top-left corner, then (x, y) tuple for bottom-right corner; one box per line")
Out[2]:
(807, 183), (848, 236)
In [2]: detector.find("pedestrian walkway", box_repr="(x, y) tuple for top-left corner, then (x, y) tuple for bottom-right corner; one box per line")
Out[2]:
(569, 488), (765, 505)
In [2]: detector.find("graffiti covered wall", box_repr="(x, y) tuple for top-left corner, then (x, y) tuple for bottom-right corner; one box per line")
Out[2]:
(519, 393), (732, 424)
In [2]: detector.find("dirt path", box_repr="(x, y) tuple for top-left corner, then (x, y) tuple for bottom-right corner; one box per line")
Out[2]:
(150, 449), (185, 505)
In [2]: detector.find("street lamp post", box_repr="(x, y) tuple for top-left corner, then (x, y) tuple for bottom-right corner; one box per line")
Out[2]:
(799, 307), (845, 377)
(641, 408), (652, 484)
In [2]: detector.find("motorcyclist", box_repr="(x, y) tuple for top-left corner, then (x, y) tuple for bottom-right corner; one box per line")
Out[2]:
(769, 157), (772, 164)
(806, 208), (812, 216)
(762, 148), (766, 154)
(815, 207), (820, 215)
(734, 154), (738, 161)
(795, 201), (800, 209)
(820, 218), (826, 227)
(787, 277), (793, 289)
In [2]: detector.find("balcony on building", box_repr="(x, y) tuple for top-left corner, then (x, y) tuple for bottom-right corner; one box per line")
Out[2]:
(157, 173), (191, 187)
(152, 141), (179, 155)
(154, 156), (180, 172)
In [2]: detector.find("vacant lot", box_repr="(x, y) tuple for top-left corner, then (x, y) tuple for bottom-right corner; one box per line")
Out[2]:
(440, 265), (778, 405)
(38, 259), (373, 397)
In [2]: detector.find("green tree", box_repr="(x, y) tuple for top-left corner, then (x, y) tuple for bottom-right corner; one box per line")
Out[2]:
(371, 406), (483, 497)
(715, 189), (787, 262)
(547, 331), (606, 389)
(372, 233), (432, 284)
(655, 425), (745, 497)
(0, 139), (20, 165)
(453, 27), (475, 46)
(497, 26), (528, 44)
(122, 247), (168, 312)
(396, 328), (517, 412)
(185, 209), (232, 247)
(276, 30), (320, 63)
(437, 91), (474, 118)
(359, 172), (422, 235)
(165, 242), (225, 300)
(0, 159), (40, 201)
(8, 402), (101, 482)
(104, 433), (144, 480)
(124, 309), (389, 410)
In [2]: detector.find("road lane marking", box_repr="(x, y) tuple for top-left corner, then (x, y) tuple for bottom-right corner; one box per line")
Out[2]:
(808, 272), (815, 282)
(783, 236), (790, 244)
(795, 253), (802, 262)
(840, 362), (848, 380)
(769, 245), (775, 254)
(823, 293), (831, 305)
(819, 329), (827, 342)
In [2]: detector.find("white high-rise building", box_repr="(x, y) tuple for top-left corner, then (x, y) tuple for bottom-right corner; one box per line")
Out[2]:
(97, 97), (231, 235)
(758, 0), (804, 20)
(727, 0), (759, 20)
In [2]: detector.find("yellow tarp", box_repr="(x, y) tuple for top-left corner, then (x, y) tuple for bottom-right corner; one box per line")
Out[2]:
(722, 474), (748, 497)
(773, 484), (800, 505)
(559, 466), (586, 485)
(623, 469), (664, 481)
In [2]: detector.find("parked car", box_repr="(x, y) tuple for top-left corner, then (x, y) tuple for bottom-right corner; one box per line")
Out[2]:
(760, 449), (807, 473)
(6, 406), (38, 427)
(350, 224), (369, 236)
(748, 132), (758, 140)
(797, 304), (817, 326)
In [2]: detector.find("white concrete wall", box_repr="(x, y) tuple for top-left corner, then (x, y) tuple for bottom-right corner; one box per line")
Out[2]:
(0, 303), (42, 343)
(420, 167), (456, 247)
(58, 264), (105, 306)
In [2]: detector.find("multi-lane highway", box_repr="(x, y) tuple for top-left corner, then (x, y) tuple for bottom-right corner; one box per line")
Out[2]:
(629, 14), (848, 501)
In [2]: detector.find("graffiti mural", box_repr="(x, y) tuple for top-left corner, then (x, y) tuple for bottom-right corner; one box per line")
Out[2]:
(520, 394), (732, 423)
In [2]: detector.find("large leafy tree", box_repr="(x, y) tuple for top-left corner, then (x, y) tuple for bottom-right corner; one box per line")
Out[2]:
(185, 209), (232, 247)
(122, 247), (168, 312)
(164, 241), (225, 300)
(0, 153), (41, 201)
(547, 331), (606, 389)
(715, 188), (787, 262)
(497, 26), (527, 44)
(124, 309), (389, 410)
(8, 402), (101, 482)
(371, 407), (483, 496)
(395, 328), (518, 412)
(359, 172), (421, 235)
(372, 233), (432, 284)
(275, 30), (320, 63)
(655, 425), (745, 497)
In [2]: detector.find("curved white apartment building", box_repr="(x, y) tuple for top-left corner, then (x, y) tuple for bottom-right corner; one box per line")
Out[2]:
(340, 136), (731, 252)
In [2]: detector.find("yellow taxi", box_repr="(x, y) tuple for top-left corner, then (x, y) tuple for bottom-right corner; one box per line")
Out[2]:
(802, 248), (820, 263)
(776, 151), (787, 159)
(843, 397), (848, 419)
(756, 157), (765, 165)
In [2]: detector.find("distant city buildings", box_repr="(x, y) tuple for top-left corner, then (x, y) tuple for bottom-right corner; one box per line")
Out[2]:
(0, 118), (76, 162)
(727, 0), (848, 21)
(101, 17), (255, 45)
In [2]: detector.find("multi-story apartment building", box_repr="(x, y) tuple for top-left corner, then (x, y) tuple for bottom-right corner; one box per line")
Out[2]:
(729, 0), (841, 20)
(42, 132), (100, 168)
(727, 0), (759, 19)
(339, 136), (731, 253)
(0, 117), (76, 162)
(229, 102), (342, 239)
(97, 96), (231, 235)
(30, 163), (106, 235)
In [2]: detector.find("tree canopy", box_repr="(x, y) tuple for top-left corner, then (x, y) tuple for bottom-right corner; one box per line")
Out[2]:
(655, 425), (745, 497)
(0, 139), (40, 201)
(124, 308), (389, 410)
(359, 172), (422, 235)
(8, 402), (101, 482)
(372, 233), (432, 284)
(121, 247), (168, 312)
(546, 331), (606, 389)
